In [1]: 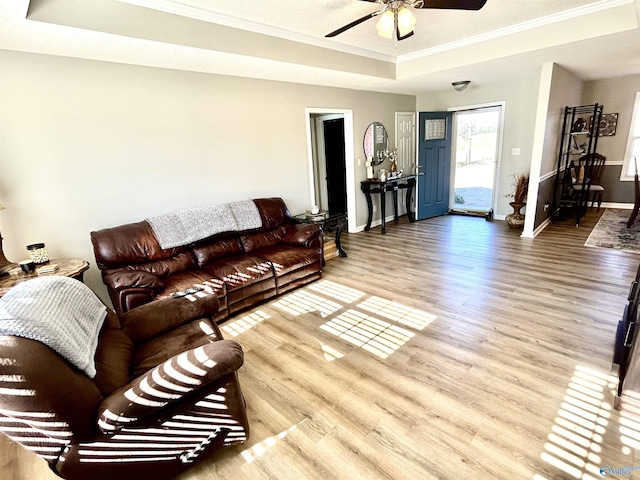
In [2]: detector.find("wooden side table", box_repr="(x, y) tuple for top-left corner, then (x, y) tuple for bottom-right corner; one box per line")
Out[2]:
(0, 258), (90, 297)
(291, 211), (347, 263)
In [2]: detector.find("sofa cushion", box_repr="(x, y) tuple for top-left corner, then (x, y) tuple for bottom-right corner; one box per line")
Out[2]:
(240, 226), (287, 253)
(120, 294), (219, 344)
(255, 244), (322, 276)
(131, 318), (222, 378)
(193, 237), (243, 266)
(94, 310), (134, 396)
(156, 270), (218, 296)
(202, 255), (274, 292)
(126, 252), (197, 279)
(91, 221), (192, 270)
(254, 197), (291, 230)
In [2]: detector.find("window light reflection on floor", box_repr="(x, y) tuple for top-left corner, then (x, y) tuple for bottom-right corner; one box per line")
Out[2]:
(268, 281), (437, 360)
(240, 419), (306, 464)
(308, 280), (366, 304)
(320, 309), (415, 359)
(618, 390), (640, 453)
(540, 365), (620, 479)
(272, 290), (343, 318)
(320, 342), (345, 362)
(220, 311), (270, 337)
(357, 296), (437, 330)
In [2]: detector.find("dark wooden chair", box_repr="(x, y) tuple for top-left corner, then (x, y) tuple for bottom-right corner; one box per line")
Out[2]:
(571, 153), (606, 212)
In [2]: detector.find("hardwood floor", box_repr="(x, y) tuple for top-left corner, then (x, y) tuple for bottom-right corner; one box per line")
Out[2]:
(4, 210), (640, 479)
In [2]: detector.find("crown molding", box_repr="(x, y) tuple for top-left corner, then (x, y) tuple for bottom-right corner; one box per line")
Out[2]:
(397, 0), (635, 63)
(117, 0), (397, 63)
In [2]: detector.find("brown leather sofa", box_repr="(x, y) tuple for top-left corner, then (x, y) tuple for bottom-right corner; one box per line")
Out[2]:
(90, 198), (323, 321)
(0, 290), (249, 480)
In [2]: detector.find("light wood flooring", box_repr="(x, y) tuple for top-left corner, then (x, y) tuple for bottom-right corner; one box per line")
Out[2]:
(4, 210), (640, 480)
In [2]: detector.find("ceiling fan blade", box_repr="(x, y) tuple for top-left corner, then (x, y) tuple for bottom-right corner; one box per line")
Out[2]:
(397, 29), (415, 41)
(325, 12), (377, 38)
(416, 0), (487, 10)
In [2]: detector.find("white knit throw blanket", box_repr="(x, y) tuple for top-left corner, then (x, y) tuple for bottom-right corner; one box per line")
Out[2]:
(146, 199), (262, 249)
(0, 276), (107, 378)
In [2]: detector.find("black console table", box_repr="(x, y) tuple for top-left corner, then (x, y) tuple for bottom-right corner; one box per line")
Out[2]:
(291, 211), (347, 263)
(361, 175), (416, 234)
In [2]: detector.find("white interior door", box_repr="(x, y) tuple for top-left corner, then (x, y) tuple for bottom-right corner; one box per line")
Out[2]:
(396, 112), (416, 214)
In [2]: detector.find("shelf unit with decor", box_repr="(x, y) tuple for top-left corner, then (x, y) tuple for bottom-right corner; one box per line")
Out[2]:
(551, 103), (603, 226)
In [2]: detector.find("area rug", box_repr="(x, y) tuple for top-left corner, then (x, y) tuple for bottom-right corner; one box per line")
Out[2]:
(584, 209), (640, 254)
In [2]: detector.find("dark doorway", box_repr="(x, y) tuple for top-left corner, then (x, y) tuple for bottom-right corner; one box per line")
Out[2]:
(323, 118), (347, 214)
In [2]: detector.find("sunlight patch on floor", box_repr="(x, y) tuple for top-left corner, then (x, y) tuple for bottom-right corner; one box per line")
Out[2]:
(307, 280), (366, 304)
(618, 390), (640, 453)
(320, 342), (345, 362)
(357, 296), (436, 330)
(240, 419), (306, 464)
(539, 365), (625, 480)
(220, 311), (270, 337)
(269, 281), (438, 360)
(272, 290), (343, 318)
(320, 309), (415, 359)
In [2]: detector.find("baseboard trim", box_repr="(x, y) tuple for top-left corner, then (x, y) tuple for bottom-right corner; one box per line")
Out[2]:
(521, 217), (552, 238)
(601, 202), (633, 210)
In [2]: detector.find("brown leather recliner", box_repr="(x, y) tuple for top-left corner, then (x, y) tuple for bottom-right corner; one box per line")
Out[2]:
(0, 290), (249, 480)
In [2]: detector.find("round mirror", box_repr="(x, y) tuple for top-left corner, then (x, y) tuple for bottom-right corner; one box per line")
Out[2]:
(363, 122), (388, 166)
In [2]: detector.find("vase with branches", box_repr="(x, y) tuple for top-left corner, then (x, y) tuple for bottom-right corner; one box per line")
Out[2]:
(505, 172), (529, 229)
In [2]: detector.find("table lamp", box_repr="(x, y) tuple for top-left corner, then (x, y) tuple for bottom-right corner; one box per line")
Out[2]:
(0, 203), (16, 275)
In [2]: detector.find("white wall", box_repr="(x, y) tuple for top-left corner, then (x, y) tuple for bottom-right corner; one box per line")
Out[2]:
(416, 72), (541, 218)
(0, 50), (415, 304)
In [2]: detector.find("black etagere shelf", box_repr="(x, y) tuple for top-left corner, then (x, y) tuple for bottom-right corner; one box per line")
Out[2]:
(551, 103), (603, 226)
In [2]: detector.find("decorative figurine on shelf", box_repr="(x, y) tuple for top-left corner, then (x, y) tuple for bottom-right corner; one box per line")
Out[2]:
(572, 118), (587, 133)
(389, 148), (398, 174)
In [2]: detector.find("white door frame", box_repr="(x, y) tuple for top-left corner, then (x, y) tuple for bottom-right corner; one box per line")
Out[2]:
(447, 101), (506, 215)
(305, 108), (356, 233)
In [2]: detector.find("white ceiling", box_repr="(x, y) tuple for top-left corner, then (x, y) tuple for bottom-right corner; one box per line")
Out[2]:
(1, 0), (640, 94)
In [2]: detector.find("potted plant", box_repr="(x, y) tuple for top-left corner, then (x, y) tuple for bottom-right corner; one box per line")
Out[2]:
(505, 172), (529, 229)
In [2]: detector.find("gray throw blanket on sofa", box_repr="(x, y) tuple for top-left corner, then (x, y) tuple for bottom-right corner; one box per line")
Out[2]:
(0, 276), (107, 378)
(146, 199), (262, 249)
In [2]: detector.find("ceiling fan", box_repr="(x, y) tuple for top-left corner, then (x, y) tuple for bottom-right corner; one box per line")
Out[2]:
(326, 0), (488, 41)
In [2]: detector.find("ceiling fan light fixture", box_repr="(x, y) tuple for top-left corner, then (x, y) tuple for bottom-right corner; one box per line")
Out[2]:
(452, 80), (471, 92)
(397, 7), (416, 37)
(376, 10), (395, 38)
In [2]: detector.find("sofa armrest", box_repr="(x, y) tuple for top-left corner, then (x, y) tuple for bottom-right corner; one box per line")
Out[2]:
(103, 270), (164, 292)
(282, 223), (322, 247)
(96, 339), (243, 434)
(119, 294), (219, 343)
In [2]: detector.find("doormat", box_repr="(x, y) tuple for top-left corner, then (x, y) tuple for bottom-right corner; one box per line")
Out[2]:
(584, 209), (640, 254)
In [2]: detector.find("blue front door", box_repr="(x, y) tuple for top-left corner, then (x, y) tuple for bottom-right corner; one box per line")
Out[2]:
(417, 112), (453, 220)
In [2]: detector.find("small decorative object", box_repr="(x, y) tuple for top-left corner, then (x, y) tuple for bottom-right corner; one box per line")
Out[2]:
(365, 156), (375, 179)
(18, 260), (35, 273)
(504, 172), (529, 230)
(505, 203), (526, 229)
(379, 169), (388, 181)
(36, 263), (59, 274)
(389, 148), (398, 173)
(311, 205), (320, 215)
(571, 118), (587, 133)
(26, 243), (49, 264)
